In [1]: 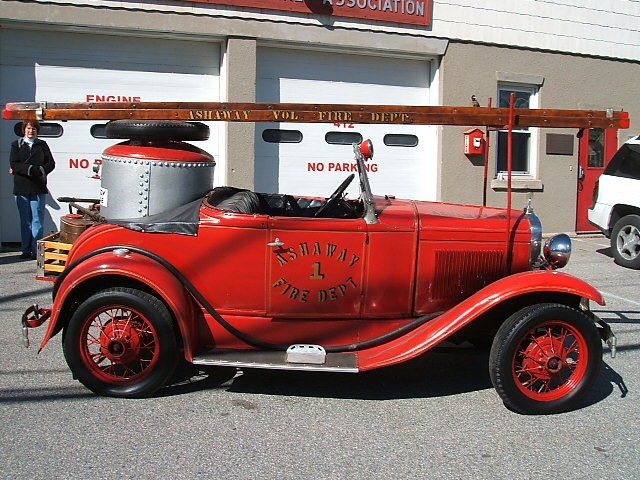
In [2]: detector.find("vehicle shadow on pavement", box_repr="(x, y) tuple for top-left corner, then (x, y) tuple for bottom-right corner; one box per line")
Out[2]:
(0, 386), (96, 404)
(595, 247), (613, 259)
(162, 349), (494, 400)
(579, 362), (628, 408)
(161, 352), (628, 413)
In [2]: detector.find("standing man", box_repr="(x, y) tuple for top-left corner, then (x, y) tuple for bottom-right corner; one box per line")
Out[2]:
(9, 120), (56, 259)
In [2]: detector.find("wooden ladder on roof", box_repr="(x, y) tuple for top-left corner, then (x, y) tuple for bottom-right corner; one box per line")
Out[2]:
(2, 101), (630, 129)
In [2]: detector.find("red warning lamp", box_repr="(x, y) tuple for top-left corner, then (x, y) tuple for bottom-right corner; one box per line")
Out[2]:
(360, 139), (374, 159)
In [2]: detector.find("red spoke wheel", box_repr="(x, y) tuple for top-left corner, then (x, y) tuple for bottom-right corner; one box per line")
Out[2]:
(63, 287), (179, 398)
(489, 303), (602, 414)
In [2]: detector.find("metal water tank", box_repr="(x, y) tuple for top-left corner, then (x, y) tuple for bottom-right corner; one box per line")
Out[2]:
(100, 140), (215, 220)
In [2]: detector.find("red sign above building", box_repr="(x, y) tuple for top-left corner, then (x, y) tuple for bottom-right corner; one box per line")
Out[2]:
(186, 0), (433, 27)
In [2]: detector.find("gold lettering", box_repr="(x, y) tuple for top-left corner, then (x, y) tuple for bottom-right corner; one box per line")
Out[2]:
(272, 110), (300, 121)
(369, 112), (411, 123)
(349, 254), (361, 267)
(289, 286), (300, 300)
(310, 262), (325, 280)
(272, 277), (287, 288)
(313, 242), (322, 255)
(317, 111), (352, 122)
(337, 248), (347, 262)
(276, 253), (288, 267)
(326, 243), (338, 257)
(299, 242), (309, 256)
(188, 110), (255, 122)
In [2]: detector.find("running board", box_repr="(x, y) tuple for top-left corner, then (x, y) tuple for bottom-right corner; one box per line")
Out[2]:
(192, 349), (359, 373)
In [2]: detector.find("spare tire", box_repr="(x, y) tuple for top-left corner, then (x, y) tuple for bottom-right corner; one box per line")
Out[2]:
(105, 120), (210, 141)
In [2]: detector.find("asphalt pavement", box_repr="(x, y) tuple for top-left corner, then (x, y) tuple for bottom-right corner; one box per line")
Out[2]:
(0, 235), (638, 479)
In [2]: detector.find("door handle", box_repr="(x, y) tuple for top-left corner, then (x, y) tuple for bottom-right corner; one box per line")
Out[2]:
(578, 165), (585, 181)
(267, 237), (284, 248)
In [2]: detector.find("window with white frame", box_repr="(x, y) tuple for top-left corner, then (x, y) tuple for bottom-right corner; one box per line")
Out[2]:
(496, 84), (538, 176)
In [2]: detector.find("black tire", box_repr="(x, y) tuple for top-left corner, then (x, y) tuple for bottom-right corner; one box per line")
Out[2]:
(63, 287), (180, 398)
(105, 120), (210, 141)
(610, 214), (640, 269)
(489, 303), (602, 415)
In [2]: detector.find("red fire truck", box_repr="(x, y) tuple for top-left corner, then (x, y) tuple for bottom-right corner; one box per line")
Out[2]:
(4, 100), (628, 414)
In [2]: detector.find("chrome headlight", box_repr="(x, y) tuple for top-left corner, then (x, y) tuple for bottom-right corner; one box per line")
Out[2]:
(524, 200), (542, 267)
(543, 233), (572, 269)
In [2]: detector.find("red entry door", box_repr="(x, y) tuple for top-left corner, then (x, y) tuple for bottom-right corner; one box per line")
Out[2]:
(576, 128), (618, 232)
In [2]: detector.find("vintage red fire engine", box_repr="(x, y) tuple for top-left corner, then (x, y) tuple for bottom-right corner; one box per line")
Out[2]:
(8, 101), (625, 415)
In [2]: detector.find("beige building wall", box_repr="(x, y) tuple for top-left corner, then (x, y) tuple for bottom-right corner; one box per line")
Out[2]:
(439, 42), (640, 233)
(225, 38), (257, 190)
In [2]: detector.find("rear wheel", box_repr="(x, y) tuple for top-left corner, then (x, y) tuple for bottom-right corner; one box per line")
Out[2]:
(63, 287), (180, 398)
(489, 303), (602, 414)
(611, 214), (640, 269)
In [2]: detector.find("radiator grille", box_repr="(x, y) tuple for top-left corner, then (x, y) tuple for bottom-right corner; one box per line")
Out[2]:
(431, 250), (506, 301)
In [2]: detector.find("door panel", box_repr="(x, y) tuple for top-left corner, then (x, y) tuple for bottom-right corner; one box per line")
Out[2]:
(268, 218), (366, 318)
(576, 128), (618, 232)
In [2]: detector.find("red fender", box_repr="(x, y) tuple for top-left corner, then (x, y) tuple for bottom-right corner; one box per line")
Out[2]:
(357, 270), (605, 370)
(38, 251), (197, 358)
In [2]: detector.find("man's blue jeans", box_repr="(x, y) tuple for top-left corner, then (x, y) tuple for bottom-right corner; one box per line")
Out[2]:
(15, 194), (46, 255)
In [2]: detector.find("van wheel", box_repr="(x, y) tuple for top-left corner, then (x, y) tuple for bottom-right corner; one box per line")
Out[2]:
(611, 214), (640, 269)
(63, 287), (179, 398)
(489, 303), (602, 415)
(105, 120), (210, 141)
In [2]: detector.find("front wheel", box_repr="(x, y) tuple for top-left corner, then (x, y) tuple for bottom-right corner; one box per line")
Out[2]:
(63, 287), (180, 398)
(611, 214), (640, 269)
(489, 303), (602, 414)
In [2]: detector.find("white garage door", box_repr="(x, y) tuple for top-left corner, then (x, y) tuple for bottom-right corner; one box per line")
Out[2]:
(255, 47), (435, 201)
(0, 29), (220, 243)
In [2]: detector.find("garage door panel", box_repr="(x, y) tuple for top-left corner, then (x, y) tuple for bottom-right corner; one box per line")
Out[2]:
(3, 30), (219, 72)
(259, 48), (430, 88)
(256, 47), (435, 201)
(0, 28), (221, 243)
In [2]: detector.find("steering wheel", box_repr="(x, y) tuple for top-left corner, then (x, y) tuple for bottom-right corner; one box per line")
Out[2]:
(314, 174), (355, 217)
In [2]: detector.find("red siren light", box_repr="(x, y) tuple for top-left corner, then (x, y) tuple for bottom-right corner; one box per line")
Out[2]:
(360, 139), (374, 159)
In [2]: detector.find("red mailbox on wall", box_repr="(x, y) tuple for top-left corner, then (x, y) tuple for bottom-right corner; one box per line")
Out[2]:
(464, 128), (485, 155)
